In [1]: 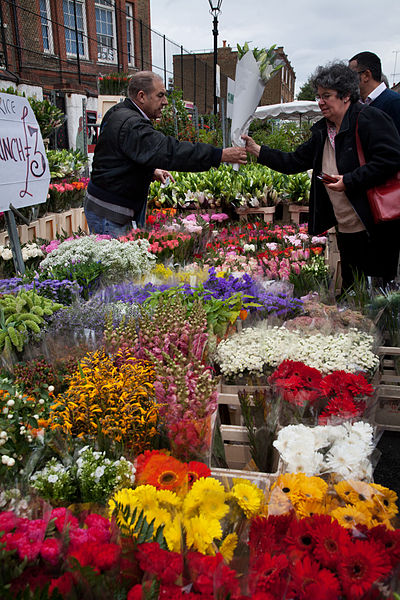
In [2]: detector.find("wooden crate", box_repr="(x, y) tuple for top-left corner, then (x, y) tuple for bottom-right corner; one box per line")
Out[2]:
(374, 346), (400, 430)
(217, 383), (278, 471)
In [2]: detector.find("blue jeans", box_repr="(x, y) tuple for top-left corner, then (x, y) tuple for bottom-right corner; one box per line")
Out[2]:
(84, 206), (134, 238)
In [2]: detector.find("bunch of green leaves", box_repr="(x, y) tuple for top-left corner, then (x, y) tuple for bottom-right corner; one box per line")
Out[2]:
(289, 254), (330, 297)
(27, 98), (64, 139)
(238, 387), (280, 472)
(368, 288), (400, 346)
(283, 171), (311, 205)
(47, 149), (88, 180)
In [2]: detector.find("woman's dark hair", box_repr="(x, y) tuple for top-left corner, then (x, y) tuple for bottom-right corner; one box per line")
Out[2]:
(311, 62), (360, 103)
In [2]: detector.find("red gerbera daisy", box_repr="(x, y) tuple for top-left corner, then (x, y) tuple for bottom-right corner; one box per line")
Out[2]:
(289, 555), (341, 600)
(187, 461), (211, 486)
(284, 517), (316, 561)
(249, 514), (294, 561)
(250, 551), (290, 597)
(318, 394), (363, 425)
(368, 524), (400, 568)
(312, 514), (352, 570)
(338, 539), (392, 599)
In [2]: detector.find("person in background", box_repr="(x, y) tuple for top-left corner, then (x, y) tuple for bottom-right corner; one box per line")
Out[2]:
(349, 51), (400, 134)
(85, 70), (246, 237)
(242, 62), (400, 291)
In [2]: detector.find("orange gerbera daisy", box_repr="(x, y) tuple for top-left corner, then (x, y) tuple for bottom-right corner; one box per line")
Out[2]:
(135, 450), (188, 492)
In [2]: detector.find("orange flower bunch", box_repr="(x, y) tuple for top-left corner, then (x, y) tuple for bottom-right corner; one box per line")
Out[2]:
(134, 449), (211, 494)
(49, 350), (158, 453)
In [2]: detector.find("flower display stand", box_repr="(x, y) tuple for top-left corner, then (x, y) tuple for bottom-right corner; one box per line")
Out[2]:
(236, 206), (276, 223)
(288, 204), (309, 225)
(373, 346), (400, 430)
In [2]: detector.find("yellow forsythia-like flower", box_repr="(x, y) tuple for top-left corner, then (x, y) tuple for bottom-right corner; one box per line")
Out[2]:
(49, 350), (158, 453)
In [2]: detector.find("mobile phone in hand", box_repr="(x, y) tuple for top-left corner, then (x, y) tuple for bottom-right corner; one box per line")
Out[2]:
(317, 172), (338, 184)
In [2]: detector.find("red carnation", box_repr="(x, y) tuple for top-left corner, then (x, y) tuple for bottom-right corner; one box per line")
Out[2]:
(40, 537), (61, 566)
(49, 572), (74, 596)
(0, 510), (20, 534)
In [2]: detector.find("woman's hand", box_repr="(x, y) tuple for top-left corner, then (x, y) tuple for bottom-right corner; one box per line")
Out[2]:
(241, 135), (261, 158)
(153, 169), (175, 184)
(326, 175), (346, 191)
(221, 146), (247, 164)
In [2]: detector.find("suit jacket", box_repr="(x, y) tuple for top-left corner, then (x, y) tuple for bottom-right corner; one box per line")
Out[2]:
(258, 102), (400, 235)
(371, 88), (400, 135)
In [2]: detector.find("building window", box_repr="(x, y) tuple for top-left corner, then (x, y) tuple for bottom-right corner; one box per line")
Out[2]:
(126, 2), (134, 66)
(40, 0), (53, 53)
(63, 0), (87, 58)
(95, 0), (117, 63)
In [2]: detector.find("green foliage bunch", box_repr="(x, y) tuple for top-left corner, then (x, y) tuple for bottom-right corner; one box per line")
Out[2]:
(155, 88), (196, 141)
(47, 149), (88, 180)
(0, 290), (63, 356)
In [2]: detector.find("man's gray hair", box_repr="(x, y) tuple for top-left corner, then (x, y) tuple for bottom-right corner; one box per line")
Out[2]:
(128, 71), (162, 98)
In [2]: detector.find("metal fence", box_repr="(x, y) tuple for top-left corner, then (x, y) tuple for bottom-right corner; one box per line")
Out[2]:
(0, 0), (228, 115)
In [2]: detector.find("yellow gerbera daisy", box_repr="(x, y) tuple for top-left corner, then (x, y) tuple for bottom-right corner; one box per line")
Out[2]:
(220, 533), (238, 563)
(229, 481), (264, 518)
(295, 498), (327, 519)
(183, 477), (229, 521)
(370, 483), (399, 519)
(331, 504), (372, 529)
(334, 480), (375, 505)
(184, 514), (222, 554)
(164, 514), (184, 553)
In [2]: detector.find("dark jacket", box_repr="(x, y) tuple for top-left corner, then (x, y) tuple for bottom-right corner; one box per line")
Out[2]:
(371, 88), (400, 135)
(258, 102), (400, 235)
(89, 98), (222, 212)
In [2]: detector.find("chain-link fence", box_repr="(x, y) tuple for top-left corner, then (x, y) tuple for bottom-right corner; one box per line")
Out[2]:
(0, 0), (228, 115)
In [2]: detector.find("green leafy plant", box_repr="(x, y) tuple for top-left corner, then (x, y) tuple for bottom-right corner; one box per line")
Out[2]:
(27, 98), (64, 139)
(46, 149), (88, 180)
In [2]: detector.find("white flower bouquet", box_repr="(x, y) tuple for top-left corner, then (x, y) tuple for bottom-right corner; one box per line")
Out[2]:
(231, 43), (283, 153)
(214, 322), (379, 382)
(39, 235), (156, 284)
(273, 421), (375, 480)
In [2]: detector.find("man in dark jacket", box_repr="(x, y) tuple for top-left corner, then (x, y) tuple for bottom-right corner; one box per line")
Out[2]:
(349, 51), (400, 134)
(85, 71), (246, 236)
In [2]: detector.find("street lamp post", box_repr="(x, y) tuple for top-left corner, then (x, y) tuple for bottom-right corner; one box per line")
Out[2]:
(208, 0), (223, 114)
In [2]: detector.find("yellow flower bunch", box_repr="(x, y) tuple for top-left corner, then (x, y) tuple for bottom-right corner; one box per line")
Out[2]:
(110, 475), (269, 560)
(49, 350), (158, 453)
(269, 473), (398, 529)
(149, 263), (174, 281)
(111, 477), (246, 558)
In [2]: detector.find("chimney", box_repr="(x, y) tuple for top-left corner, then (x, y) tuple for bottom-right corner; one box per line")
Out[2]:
(223, 40), (227, 48)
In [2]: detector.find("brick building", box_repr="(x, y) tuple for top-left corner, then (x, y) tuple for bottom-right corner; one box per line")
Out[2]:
(173, 42), (295, 114)
(0, 0), (152, 95)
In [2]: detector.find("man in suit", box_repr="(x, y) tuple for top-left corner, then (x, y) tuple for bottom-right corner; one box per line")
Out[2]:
(349, 51), (400, 133)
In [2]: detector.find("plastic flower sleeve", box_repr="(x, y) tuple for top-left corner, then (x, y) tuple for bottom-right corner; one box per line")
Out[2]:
(230, 44), (283, 170)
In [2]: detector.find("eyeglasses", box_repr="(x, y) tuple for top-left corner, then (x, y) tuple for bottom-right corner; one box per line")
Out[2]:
(315, 93), (337, 102)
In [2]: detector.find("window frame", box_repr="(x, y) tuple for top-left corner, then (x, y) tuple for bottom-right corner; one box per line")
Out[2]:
(40, 0), (54, 54)
(126, 2), (135, 67)
(63, 0), (89, 59)
(95, 0), (117, 64)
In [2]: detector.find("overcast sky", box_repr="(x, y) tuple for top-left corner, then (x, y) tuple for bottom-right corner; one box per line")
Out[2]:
(150, 0), (400, 95)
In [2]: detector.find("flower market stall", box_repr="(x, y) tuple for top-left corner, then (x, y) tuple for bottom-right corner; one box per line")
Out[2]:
(0, 178), (400, 599)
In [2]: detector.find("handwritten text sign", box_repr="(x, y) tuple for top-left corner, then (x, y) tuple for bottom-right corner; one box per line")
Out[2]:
(0, 93), (50, 212)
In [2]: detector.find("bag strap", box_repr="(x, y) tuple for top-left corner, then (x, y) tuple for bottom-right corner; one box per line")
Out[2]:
(355, 116), (366, 166)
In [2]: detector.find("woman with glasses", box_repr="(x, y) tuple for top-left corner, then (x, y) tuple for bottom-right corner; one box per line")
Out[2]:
(242, 61), (400, 291)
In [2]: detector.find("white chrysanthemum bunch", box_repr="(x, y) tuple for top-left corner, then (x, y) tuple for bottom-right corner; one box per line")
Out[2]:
(39, 235), (156, 283)
(274, 421), (374, 480)
(215, 323), (379, 379)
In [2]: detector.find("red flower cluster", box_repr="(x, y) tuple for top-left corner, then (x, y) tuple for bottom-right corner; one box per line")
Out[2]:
(248, 513), (397, 599)
(0, 507), (124, 596)
(269, 360), (374, 423)
(128, 544), (240, 599)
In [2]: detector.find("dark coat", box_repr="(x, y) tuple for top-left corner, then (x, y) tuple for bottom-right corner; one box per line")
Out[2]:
(89, 98), (221, 212)
(258, 102), (400, 235)
(371, 88), (400, 135)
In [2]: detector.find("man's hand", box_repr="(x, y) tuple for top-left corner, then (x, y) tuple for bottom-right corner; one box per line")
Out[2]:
(153, 169), (175, 184)
(241, 135), (261, 158)
(221, 146), (247, 164)
(326, 175), (346, 191)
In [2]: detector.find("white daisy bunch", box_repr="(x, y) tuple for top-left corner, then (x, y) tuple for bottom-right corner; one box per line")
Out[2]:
(76, 446), (136, 504)
(30, 457), (75, 503)
(39, 235), (156, 283)
(274, 421), (374, 480)
(214, 323), (379, 379)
